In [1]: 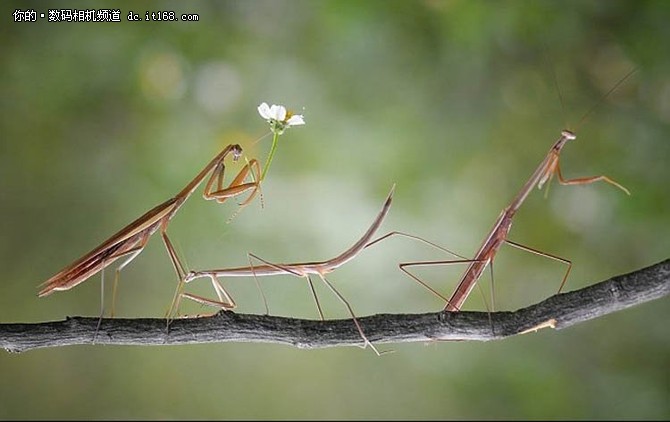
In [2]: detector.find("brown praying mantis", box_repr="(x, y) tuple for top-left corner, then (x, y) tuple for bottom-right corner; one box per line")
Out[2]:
(178, 184), (396, 355)
(37, 143), (257, 317)
(367, 70), (635, 312)
(38, 102), (305, 319)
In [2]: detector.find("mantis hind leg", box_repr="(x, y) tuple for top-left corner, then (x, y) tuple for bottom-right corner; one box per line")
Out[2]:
(176, 273), (237, 318)
(110, 245), (147, 317)
(504, 239), (572, 296)
(93, 235), (150, 342)
(104, 233), (151, 318)
(317, 273), (391, 356)
(246, 251), (305, 316)
(306, 275), (324, 321)
(365, 230), (486, 310)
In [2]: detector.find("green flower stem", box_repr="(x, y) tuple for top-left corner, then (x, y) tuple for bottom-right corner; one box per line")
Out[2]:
(260, 131), (280, 182)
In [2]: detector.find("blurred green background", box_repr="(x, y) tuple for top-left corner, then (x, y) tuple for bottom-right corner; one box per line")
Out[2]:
(1, 0), (668, 419)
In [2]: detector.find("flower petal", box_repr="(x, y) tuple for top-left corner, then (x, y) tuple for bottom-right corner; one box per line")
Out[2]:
(276, 105), (287, 121)
(258, 102), (272, 120)
(286, 114), (305, 126)
(267, 104), (279, 120)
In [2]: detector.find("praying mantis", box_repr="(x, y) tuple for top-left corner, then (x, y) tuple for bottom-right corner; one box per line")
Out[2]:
(37, 143), (258, 317)
(367, 70), (635, 312)
(38, 102), (305, 317)
(178, 185), (396, 355)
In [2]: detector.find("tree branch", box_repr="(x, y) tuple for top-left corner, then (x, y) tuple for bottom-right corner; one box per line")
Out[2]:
(2, 259), (668, 353)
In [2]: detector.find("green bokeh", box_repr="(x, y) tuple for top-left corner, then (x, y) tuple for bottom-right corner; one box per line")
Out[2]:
(1, 0), (668, 419)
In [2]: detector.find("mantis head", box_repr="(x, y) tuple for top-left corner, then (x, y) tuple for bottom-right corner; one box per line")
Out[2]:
(231, 144), (243, 162)
(561, 129), (577, 142)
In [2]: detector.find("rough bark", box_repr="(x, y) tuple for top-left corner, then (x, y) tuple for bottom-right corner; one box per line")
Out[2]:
(2, 258), (668, 353)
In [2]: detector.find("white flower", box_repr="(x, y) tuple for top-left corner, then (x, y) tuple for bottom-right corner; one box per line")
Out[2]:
(258, 102), (305, 135)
